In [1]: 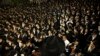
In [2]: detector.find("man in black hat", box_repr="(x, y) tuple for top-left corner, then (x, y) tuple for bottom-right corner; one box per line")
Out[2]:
(41, 36), (66, 56)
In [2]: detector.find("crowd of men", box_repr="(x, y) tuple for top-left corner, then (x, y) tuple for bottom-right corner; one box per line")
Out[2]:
(0, 0), (100, 56)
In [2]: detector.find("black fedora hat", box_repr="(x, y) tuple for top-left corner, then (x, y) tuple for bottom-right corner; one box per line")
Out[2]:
(41, 36), (65, 56)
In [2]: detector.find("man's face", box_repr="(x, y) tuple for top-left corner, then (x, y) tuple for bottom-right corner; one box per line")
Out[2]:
(75, 41), (79, 45)
(58, 33), (62, 38)
(0, 38), (2, 43)
(32, 49), (41, 56)
(48, 31), (52, 36)
(19, 42), (23, 48)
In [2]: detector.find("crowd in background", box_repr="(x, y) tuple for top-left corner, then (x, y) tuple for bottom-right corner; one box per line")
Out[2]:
(0, 0), (100, 56)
